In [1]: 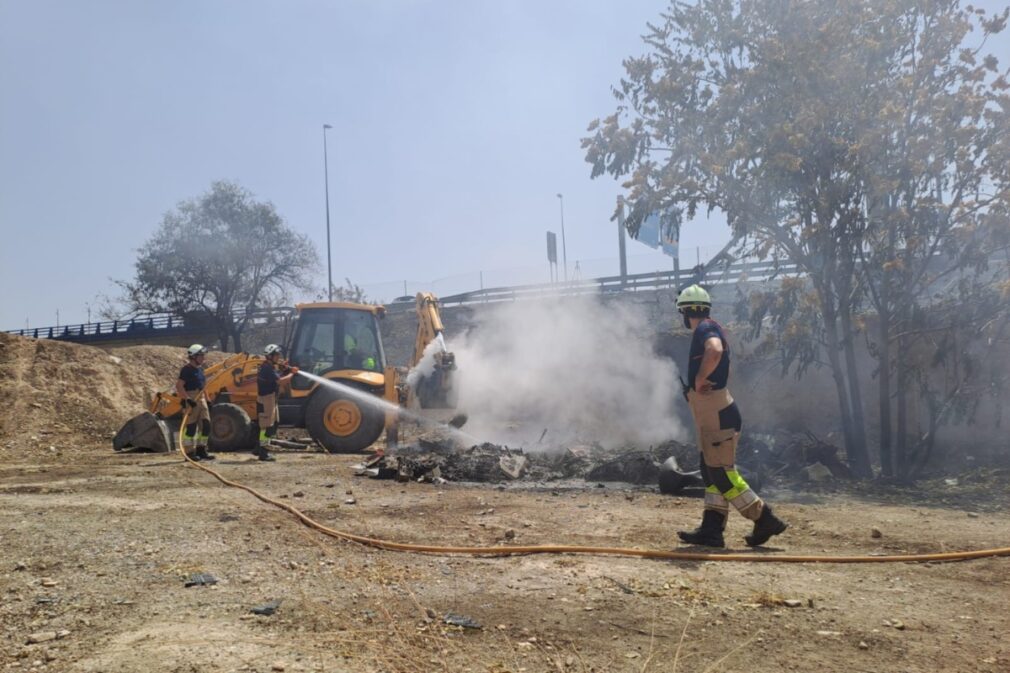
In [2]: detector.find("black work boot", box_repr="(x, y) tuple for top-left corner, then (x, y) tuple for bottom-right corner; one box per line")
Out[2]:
(254, 445), (276, 462)
(195, 446), (215, 461)
(677, 509), (727, 548)
(744, 505), (788, 547)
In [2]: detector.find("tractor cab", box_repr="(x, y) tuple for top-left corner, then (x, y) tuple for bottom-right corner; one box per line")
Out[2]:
(286, 302), (387, 387)
(276, 302), (391, 452)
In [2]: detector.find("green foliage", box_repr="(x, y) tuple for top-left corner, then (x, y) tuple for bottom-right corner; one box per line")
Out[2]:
(586, 0), (1010, 477)
(118, 180), (319, 350)
(317, 278), (370, 304)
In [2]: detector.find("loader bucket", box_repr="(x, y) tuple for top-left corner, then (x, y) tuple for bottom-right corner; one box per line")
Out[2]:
(113, 412), (174, 453)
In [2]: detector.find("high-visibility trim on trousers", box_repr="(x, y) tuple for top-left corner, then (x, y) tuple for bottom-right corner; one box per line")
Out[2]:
(688, 387), (764, 521)
(182, 392), (210, 450)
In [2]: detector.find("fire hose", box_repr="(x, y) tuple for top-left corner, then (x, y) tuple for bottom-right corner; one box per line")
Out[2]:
(179, 412), (1010, 564)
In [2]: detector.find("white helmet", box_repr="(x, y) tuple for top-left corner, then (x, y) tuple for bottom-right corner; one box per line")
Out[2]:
(264, 344), (283, 356)
(187, 344), (208, 358)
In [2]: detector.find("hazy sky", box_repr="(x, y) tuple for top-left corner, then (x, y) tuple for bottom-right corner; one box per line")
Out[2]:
(2, 1), (1007, 330)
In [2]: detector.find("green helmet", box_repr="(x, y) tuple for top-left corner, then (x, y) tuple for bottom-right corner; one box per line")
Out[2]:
(676, 284), (712, 311)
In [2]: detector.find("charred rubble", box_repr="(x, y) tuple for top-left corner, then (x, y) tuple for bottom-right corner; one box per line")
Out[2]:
(352, 427), (854, 494)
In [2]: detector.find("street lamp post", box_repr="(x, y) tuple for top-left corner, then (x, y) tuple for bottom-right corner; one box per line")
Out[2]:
(323, 124), (334, 302)
(556, 193), (568, 282)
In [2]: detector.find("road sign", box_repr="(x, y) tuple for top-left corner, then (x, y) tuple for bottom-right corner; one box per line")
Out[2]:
(546, 231), (558, 263)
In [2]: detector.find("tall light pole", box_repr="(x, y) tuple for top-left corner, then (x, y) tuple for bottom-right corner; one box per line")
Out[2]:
(323, 124), (334, 301)
(556, 193), (568, 281)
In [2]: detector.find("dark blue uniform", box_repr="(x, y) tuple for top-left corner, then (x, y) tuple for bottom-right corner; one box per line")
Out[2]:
(178, 364), (206, 391)
(687, 319), (730, 391)
(258, 361), (280, 396)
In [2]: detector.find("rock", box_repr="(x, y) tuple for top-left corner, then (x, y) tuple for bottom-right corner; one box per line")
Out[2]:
(292, 491), (304, 498)
(782, 599), (803, 608)
(871, 527), (882, 539)
(967, 512), (980, 518)
(40, 579), (58, 588)
(499, 454), (528, 480)
(503, 529), (516, 541)
(271, 662), (286, 671)
(14, 562), (26, 571)
(26, 632), (57, 644)
(801, 462), (833, 482)
(184, 573), (218, 587)
(344, 497), (356, 505)
(56, 630), (70, 639)
(892, 619), (906, 630)
(443, 613), (482, 629)
(858, 641), (869, 650)
(251, 600), (282, 616)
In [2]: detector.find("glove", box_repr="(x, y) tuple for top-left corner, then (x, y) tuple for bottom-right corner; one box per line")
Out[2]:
(182, 398), (197, 409)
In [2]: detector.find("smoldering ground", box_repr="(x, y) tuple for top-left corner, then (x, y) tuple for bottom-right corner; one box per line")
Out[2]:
(451, 296), (688, 450)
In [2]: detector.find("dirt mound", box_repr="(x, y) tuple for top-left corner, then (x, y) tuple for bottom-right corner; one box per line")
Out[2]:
(0, 334), (221, 460)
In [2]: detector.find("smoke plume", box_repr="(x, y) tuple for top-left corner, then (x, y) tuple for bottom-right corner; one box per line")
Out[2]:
(452, 296), (687, 450)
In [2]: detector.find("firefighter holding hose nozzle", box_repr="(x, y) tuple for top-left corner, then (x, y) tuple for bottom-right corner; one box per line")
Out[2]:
(254, 344), (299, 462)
(675, 285), (787, 548)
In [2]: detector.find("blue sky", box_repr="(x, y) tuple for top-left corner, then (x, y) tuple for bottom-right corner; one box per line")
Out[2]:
(1, 0), (706, 329)
(2, 1), (1007, 329)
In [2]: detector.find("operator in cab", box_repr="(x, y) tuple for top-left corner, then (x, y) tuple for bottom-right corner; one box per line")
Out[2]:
(176, 344), (214, 461)
(675, 285), (787, 548)
(254, 344), (299, 462)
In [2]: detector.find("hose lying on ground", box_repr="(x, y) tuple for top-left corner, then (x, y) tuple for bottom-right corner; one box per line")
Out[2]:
(177, 415), (1010, 564)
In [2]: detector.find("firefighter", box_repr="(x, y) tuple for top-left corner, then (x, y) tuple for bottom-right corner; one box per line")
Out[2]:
(176, 344), (214, 461)
(675, 285), (787, 547)
(254, 344), (299, 461)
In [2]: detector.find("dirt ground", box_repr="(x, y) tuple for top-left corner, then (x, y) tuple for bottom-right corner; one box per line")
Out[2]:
(2, 443), (1008, 673)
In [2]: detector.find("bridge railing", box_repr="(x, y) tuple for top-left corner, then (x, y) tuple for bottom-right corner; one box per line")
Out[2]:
(7, 260), (800, 338)
(6, 307), (294, 343)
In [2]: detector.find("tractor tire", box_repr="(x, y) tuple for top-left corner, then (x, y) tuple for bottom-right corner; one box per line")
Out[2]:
(305, 387), (385, 454)
(209, 403), (256, 452)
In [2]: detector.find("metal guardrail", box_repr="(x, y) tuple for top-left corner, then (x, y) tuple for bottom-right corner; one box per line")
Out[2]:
(7, 260), (798, 340)
(6, 307), (293, 344)
(424, 259), (797, 309)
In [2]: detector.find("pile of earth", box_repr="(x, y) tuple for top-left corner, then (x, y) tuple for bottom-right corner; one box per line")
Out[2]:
(0, 333), (223, 460)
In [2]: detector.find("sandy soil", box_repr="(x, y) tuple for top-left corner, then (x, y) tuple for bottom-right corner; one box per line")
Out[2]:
(2, 445), (1008, 673)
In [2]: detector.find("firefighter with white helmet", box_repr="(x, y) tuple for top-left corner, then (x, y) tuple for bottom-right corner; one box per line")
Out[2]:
(175, 344), (214, 461)
(675, 285), (787, 547)
(254, 344), (299, 461)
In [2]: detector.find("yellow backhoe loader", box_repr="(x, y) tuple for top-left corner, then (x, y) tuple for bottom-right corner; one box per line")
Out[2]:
(113, 293), (460, 454)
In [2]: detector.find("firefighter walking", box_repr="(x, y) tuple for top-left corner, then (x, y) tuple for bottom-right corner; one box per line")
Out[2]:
(676, 285), (787, 548)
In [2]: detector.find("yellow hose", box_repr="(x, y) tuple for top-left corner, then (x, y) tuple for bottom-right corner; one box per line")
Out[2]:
(178, 412), (1010, 564)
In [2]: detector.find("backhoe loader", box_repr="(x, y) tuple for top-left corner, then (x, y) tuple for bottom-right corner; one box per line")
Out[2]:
(113, 293), (460, 454)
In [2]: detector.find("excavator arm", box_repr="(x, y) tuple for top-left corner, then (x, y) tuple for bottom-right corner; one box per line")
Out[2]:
(114, 352), (265, 453)
(406, 292), (459, 409)
(149, 352), (263, 419)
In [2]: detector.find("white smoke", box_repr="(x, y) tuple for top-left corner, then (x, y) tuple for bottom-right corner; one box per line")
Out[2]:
(452, 295), (687, 450)
(406, 332), (445, 389)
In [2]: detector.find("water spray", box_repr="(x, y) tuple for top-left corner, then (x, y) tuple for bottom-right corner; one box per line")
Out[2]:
(295, 370), (477, 445)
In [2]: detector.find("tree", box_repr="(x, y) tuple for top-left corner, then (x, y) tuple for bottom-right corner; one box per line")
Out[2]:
(316, 278), (371, 304)
(583, 0), (1010, 478)
(852, 3), (1010, 477)
(117, 181), (319, 351)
